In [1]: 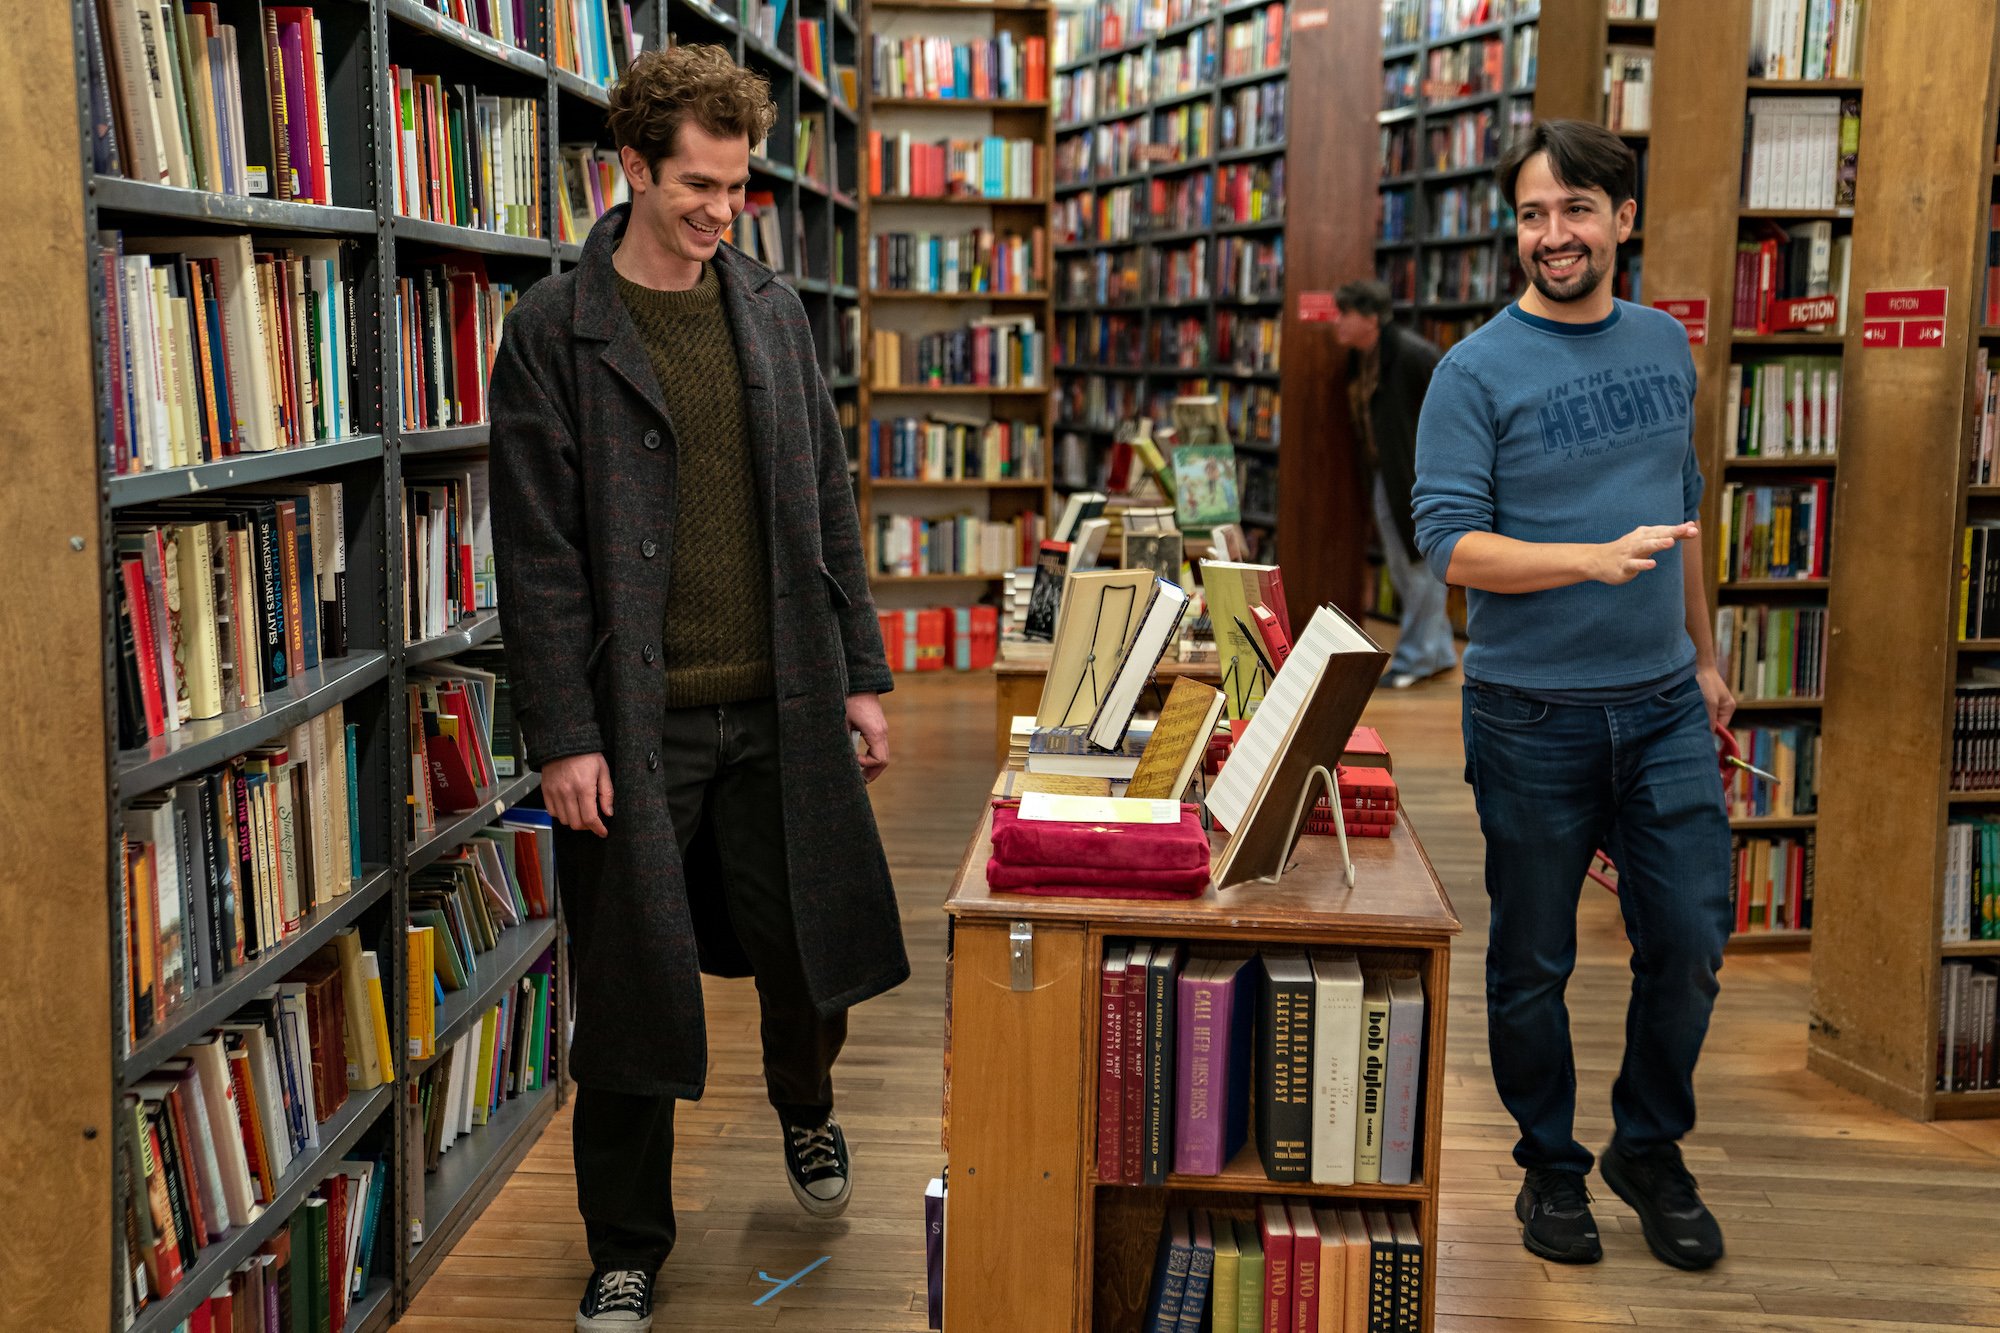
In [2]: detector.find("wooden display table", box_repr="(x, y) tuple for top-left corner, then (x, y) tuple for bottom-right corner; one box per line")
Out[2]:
(941, 798), (1460, 1332)
(990, 655), (1224, 767)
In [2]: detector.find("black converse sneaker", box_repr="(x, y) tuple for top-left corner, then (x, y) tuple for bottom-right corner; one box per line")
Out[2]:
(1516, 1168), (1603, 1264)
(1600, 1140), (1726, 1270)
(577, 1268), (654, 1331)
(783, 1113), (852, 1217)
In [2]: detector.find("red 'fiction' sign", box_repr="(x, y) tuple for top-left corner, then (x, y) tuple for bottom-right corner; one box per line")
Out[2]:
(1650, 297), (1708, 345)
(1860, 321), (1902, 348)
(1863, 288), (1949, 321)
(1298, 291), (1337, 323)
(1769, 295), (1840, 333)
(1860, 287), (1950, 349)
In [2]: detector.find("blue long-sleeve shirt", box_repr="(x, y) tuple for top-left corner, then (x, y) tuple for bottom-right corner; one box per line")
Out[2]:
(1412, 301), (1704, 694)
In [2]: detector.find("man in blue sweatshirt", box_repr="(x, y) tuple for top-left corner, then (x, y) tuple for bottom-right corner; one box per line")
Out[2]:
(1413, 119), (1733, 1273)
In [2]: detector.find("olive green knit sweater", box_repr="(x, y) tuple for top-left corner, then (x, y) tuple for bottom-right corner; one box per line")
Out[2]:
(615, 265), (774, 707)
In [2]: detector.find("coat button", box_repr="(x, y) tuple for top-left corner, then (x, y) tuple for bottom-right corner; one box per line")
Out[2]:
(642, 539), (658, 558)
(643, 429), (661, 450)
(647, 749), (659, 771)
(642, 642), (656, 664)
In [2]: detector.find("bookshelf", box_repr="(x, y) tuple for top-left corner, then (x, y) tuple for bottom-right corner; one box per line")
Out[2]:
(858, 0), (1057, 600)
(941, 800), (1460, 1331)
(1375, 0), (1542, 352)
(1641, 0), (2000, 1118)
(0, 0), (860, 1326)
(1047, 0), (1289, 560)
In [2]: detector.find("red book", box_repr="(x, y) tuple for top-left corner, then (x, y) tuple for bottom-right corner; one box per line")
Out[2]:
(1261, 1201), (1295, 1333)
(123, 556), (168, 740)
(1096, 948), (1127, 1182)
(447, 259), (490, 423)
(1288, 1203), (1321, 1333)
(1251, 602), (1292, 669)
(1345, 725), (1392, 771)
(1123, 942), (1151, 1185)
(324, 1173), (349, 1333)
(1338, 765), (1398, 804)
(916, 609), (948, 671)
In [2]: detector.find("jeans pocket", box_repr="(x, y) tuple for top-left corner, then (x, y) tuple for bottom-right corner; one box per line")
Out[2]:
(1468, 685), (1550, 729)
(1655, 675), (1702, 706)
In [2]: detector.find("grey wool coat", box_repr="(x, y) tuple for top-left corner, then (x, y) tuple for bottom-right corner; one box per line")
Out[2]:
(487, 203), (909, 1099)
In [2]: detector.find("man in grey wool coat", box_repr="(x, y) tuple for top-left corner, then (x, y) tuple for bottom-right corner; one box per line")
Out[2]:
(486, 42), (910, 1332)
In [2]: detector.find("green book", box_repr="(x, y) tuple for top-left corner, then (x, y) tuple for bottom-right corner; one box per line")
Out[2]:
(305, 1196), (332, 1333)
(1234, 1217), (1263, 1333)
(1210, 1215), (1241, 1333)
(286, 1205), (311, 1333)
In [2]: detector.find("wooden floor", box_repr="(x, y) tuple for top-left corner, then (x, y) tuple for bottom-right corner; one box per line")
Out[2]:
(397, 670), (2000, 1332)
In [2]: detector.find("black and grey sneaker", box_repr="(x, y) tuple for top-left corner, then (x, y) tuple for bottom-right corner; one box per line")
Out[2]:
(1516, 1168), (1603, 1264)
(1600, 1140), (1726, 1271)
(577, 1268), (654, 1331)
(783, 1114), (852, 1218)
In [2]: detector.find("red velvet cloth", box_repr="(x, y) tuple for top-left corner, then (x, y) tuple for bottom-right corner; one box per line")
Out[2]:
(984, 800), (1214, 899)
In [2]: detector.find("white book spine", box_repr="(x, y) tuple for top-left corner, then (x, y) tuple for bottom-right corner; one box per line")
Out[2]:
(1309, 959), (1362, 1186)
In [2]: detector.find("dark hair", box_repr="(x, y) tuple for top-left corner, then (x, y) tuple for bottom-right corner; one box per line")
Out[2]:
(1334, 280), (1394, 320)
(609, 44), (777, 166)
(1497, 119), (1638, 208)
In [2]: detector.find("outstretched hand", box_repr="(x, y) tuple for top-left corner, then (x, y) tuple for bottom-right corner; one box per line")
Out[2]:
(1593, 522), (1698, 585)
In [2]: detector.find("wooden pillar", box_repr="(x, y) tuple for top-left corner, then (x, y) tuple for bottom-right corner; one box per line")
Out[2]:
(1275, 0), (1380, 625)
(1533, 0), (1608, 125)
(1808, 0), (2000, 1118)
(0, 1), (112, 1324)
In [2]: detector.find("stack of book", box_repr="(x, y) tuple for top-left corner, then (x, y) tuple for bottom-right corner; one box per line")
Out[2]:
(870, 34), (1048, 101)
(1960, 522), (2000, 641)
(869, 416), (1044, 481)
(1717, 479), (1833, 582)
(1301, 765), (1399, 839)
(877, 606), (1002, 673)
(1952, 682), (2000, 791)
(1727, 356), (1842, 458)
(1221, 2), (1286, 78)
(868, 228), (1047, 294)
(865, 132), (1044, 200)
(1729, 833), (1815, 933)
(1748, 0), (1868, 81)
(417, 951), (558, 1168)
(871, 319), (1045, 389)
(872, 511), (1045, 578)
(388, 68), (544, 238)
(1739, 99), (1860, 211)
(550, 0), (638, 88)
(1730, 222), (1851, 336)
(1604, 47), (1653, 133)
(402, 462), (496, 643)
(1097, 948), (1427, 1187)
(1723, 722), (1820, 819)
(402, 0), (533, 51)
(395, 257), (517, 432)
(1937, 961), (1998, 1092)
(1139, 1203), (1424, 1333)
(731, 190), (786, 270)
(1715, 604), (1827, 701)
(558, 144), (629, 242)
(1942, 817), (2000, 944)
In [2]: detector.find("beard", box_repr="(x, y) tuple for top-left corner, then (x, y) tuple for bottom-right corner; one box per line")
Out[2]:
(1527, 246), (1608, 305)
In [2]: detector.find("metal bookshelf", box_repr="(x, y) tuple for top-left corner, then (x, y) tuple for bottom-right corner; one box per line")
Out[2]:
(66, 0), (859, 1325)
(1047, 0), (1288, 554)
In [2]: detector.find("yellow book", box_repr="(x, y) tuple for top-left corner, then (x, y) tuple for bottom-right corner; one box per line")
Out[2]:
(361, 949), (397, 1081)
(472, 1006), (500, 1127)
(1199, 561), (1264, 718)
(1961, 526), (1975, 640)
(993, 770), (1116, 798)
(1125, 677), (1226, 800)
(407, 926), (435, 1060)
(1036, 569), (1158, 729)
(332, 929), (383, 1090)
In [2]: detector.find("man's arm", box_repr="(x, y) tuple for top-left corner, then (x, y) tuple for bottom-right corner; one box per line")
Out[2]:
(1444, 526), (1698, 593)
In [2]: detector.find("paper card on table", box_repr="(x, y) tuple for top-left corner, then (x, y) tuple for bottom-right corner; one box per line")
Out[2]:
(1017, 793), (1183, 825)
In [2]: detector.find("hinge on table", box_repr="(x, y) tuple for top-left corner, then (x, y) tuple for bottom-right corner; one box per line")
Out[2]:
(1009, 921), (1034, 991)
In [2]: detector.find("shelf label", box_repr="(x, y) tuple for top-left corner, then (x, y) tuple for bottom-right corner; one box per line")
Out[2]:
(1907, 318), (1948, 348)
(1650, 297), (1708, 345)
(1860, 320), (1902, 348)
(1298, 290), (1337, 322)
(1294, 7), (1329, 29)
(1864, 287), (1948, 320)
(1769, 295), (1839, 333)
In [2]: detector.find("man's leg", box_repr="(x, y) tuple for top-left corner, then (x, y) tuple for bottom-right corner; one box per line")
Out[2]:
(573, 705), (720, 1275)
(1595, 676), (1732, 1270)
(1374, 476), (1457, 679)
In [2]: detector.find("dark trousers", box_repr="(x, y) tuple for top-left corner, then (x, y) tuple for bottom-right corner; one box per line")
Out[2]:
(1461, 675), (1733, 1175)
(574, 697), (847, 1272)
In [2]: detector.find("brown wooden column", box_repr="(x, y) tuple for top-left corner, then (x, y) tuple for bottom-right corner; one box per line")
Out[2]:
(1275, 0), (1380, 626)
(0, 1), (112, 1324)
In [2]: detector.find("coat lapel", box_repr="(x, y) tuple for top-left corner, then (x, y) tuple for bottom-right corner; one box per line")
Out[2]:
(714, 247), (782, 555)
(570, 204), (676, 428)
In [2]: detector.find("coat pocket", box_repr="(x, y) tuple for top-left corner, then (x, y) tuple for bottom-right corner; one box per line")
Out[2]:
(817, 562), (853, 610)
(584, 629), (613, 681)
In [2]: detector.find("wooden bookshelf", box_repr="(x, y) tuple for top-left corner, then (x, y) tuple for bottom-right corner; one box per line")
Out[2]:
(942, 801), (1459, 1332)
(1048, 0), (1289, 561)
(858, 0), (1057, 596)
(4, 0), (865, 1324)
(1534, 0), (1655, 301)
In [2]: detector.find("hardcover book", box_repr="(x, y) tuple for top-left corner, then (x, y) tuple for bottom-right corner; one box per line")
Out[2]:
(1256, 951), (1314, 1181)
(1380, 974), (1427, 1186)
(1310, 952), (1365, 1185)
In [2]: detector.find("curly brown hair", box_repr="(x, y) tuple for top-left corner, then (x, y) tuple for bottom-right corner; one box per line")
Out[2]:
(608, 44), (778, 170)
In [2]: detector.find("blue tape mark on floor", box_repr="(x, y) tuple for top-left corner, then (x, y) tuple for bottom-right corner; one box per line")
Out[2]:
(753, 1256), (832, 1307)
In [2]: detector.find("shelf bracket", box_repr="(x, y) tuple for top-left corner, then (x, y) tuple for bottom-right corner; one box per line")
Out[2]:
(1009, 921), (1034, 991)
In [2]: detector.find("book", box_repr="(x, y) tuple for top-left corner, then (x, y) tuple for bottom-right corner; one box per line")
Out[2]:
(1380, 974), (1426, 1186)
(1172, 442), (1242, 530)
(1172, 956), (1253, 1176)
(1256, 951), (1315, 1181)
(1364, 1209), (1397, 1333)
(1390, 1211), (1423, 1333)
(1312, 1206), (1351, 1331)
(1236, 1217), (1264, 1333)
(1086, 578), (1191, 750)
(1210, 1214), (1241, 1333)
(1288, 1203), (1321, 1333)
(1126, 678), (1226, 801)
(1022, 540), (1071, 641)
(1176, 1209), (1215, 1333)
(1355, 974), (1392, 1184)
(1122, 941), (1152, 1185)
(1097, 945), (1129, 1183)
(1259, 1201), (1294, 1333)
(1124, 530), (1185, 587)
(1143, 943), (1185, 1185)
(925, 1176), (945, 1329)
(1037, 568), (1160, 728)
(1144, 1207), (1193, 1332)
(1310, 952), (1365, 1186)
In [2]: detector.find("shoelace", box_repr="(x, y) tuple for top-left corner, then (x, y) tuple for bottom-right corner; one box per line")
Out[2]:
(790, 1121), (841, 1175)
(1534, 1170), (1593, 1217)
(592, 1270), (649, 1313)
(1643, 1151), (1706, 1215)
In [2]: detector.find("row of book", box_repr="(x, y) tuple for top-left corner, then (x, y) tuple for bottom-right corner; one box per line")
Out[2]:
(389, 68), (544, 238)
(406, 814), (557, 1060)
(105, 233), (358, 474)
(1942, 817), (2000, 944)
(558, 144), (630, 243)
(1727, 356), (1841, 458)
(730, 190), (790, 272)
(876, 606), (1002, 673)
(871, 34), (1048, 101)
(1424, 105), (1501, 174)
(1604, 45), (1652, 134)
(1952, 681), (2000, 792)
(89, 0), (337, 203)
(866, 133), (1043, 200)
(1731, 222), (1851, 337)
(407, 657), (517, 838)
(396, 256), (517, 433)
(550, 0), (639, 88)
(1425, 179), (1503, 239)
(1732, 832), (1815, 934)
(1717, 478), (1833, 583)
(416, 954), (558, 1172)
(1715, 603), (1827, 702)
(1972, 353), (2000, 484)
(796, 20), (859, 107)
(401, 463), (497, 644)
(121, 935), (394, 1315)
(1960, 522), (2000, 642)
(402, 0), (533, 52)
(867, 228), (1046, 295)
(1142, 1203), (1424, 1333)
(122, 707), (365, 1052)
(1099, 947), (1426, 1187)
(1421, 34), (1503, 102)
(1220, 2), (1287, 79)
(1723, 723), (1819, 819)
(1749, 0), (1867, 80)
(117, 491), (350, 746)
(1740, 97), (1859, 211)
(1938, 960), (1997, 1092)
(870, 320), (1045, 389)
(1220, 234), (1284, 302)
(868, 416), (1045, 481)
(1221, 79), (1287, 152)
(872, 512), (1047, 578)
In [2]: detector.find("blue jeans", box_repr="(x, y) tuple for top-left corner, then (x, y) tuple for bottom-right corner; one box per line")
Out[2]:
(1461, 676), (1733, 1174)
(1373, 475), (1457, 677)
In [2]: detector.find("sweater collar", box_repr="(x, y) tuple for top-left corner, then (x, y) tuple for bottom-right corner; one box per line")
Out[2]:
(1504, 300), (1623, 337)
(572, 203), (774, 342)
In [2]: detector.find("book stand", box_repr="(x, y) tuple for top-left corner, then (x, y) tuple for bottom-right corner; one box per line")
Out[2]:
(1252, 763), (1355, 888)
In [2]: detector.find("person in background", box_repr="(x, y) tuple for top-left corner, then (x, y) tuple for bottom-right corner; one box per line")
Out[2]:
(486, 44), (908, 1333)
(1413, 119), (1733, 1275)
(1334, 279), (1457, 688)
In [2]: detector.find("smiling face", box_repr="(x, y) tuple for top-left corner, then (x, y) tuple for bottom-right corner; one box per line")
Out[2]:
(1512, 149), (1636, 315)
(621, 120), (750, 287)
